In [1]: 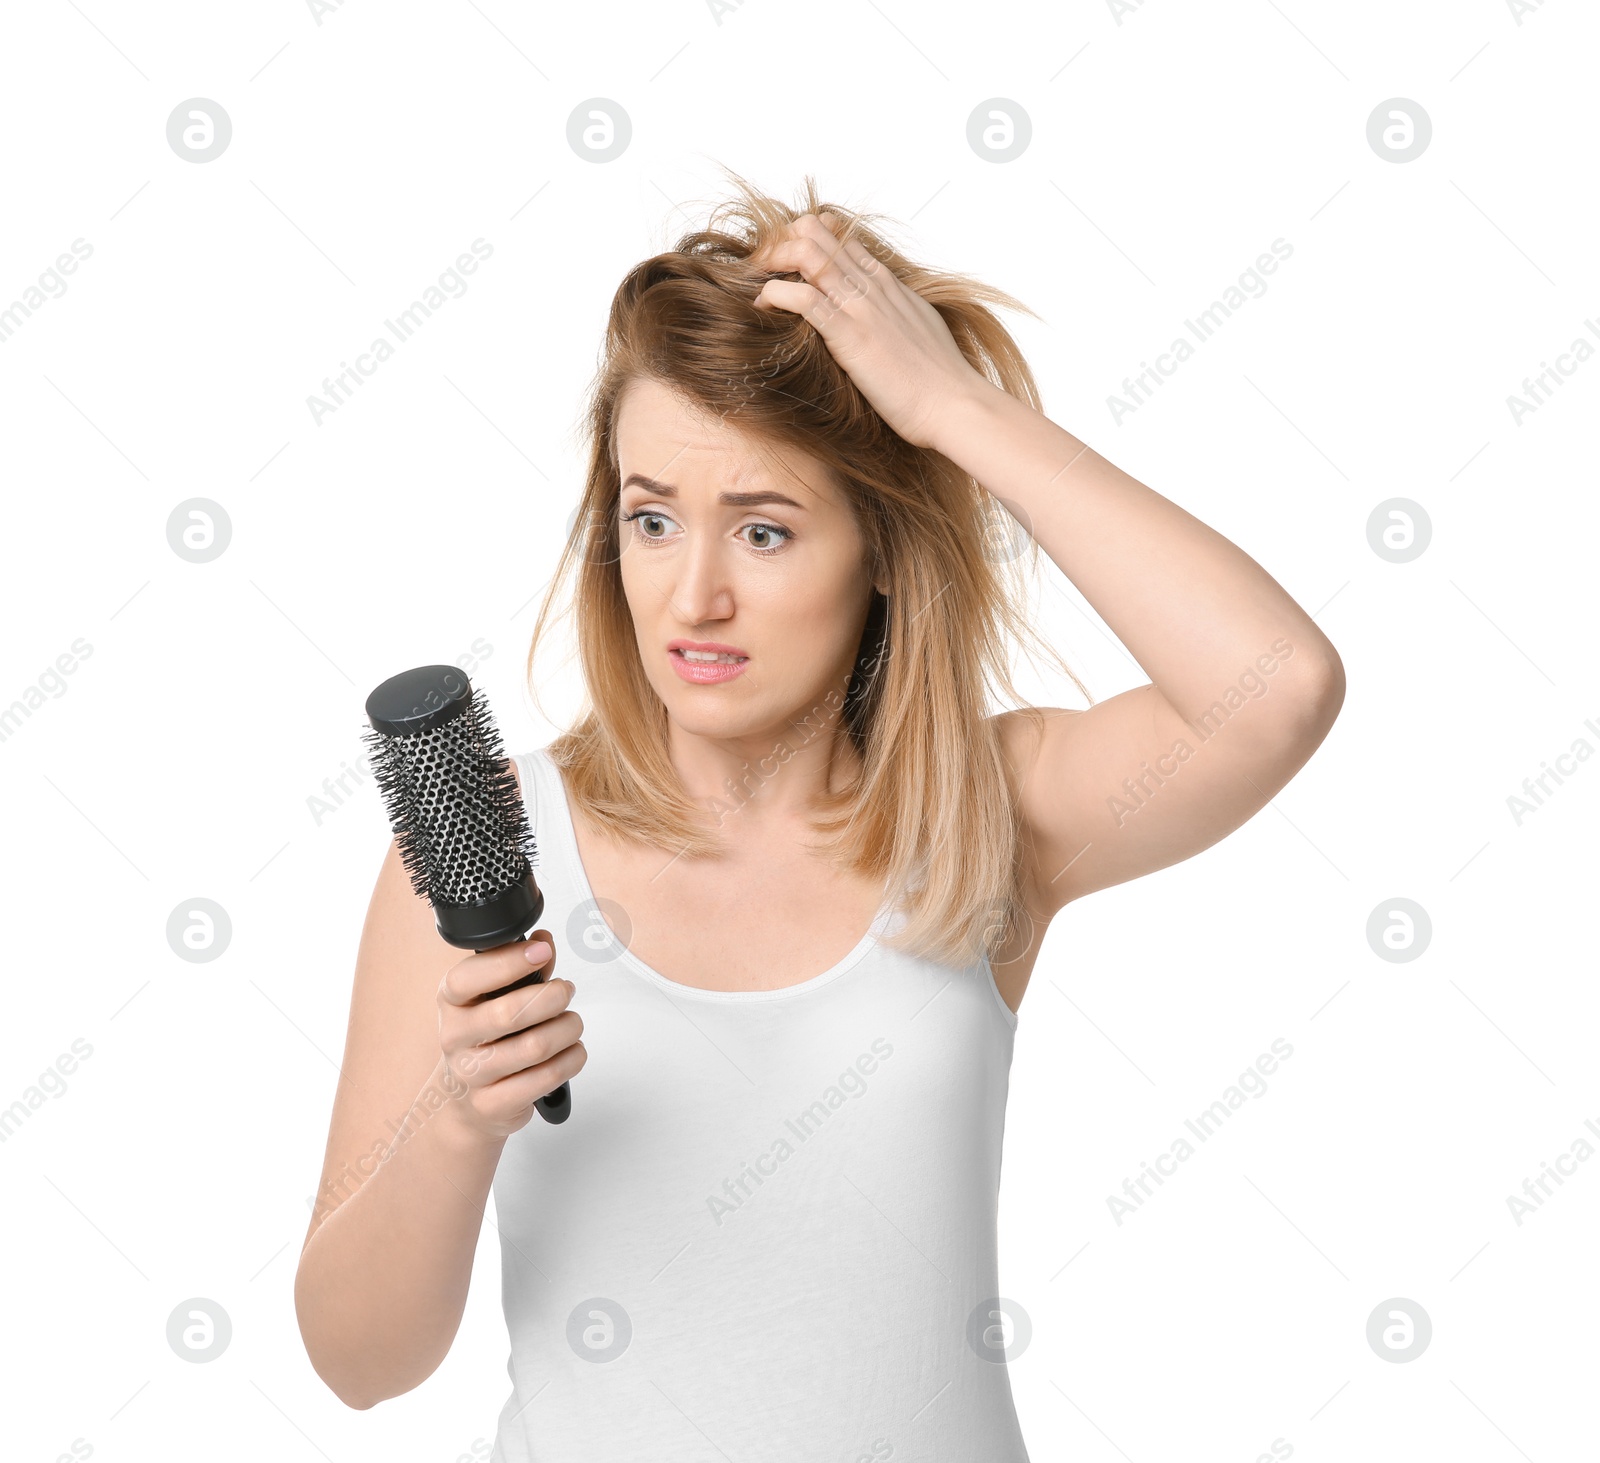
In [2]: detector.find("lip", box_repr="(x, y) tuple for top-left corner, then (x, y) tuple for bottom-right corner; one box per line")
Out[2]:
(667, 639), (750, 685)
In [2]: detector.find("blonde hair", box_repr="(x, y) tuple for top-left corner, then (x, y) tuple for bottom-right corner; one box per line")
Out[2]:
(526, 168), (1087, 969)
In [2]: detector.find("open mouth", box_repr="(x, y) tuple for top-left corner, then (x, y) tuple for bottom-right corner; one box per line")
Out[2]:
(668, 647), (750, 683)
(672, 649), (747, 665)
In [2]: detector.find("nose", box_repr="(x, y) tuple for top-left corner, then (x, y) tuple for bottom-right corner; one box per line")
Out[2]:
(665, 524), (735, 629)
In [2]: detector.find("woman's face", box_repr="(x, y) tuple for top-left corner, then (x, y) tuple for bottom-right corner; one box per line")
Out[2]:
(613, 375), (882, 747)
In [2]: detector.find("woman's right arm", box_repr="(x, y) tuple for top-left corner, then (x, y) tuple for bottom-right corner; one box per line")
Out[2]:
(294, 814), (585, 1410)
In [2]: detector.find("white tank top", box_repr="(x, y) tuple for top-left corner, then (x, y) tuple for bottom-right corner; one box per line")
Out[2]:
(488, 747), (1028, 1462)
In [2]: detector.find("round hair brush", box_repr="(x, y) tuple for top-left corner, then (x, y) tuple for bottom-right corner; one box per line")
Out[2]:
(362, 663), (572, 1125)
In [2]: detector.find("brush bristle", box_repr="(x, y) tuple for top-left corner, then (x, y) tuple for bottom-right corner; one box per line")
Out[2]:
(362, 687), (536, 907)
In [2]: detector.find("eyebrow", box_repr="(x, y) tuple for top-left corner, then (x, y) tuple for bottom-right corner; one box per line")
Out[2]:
(620, 473), (807, 510)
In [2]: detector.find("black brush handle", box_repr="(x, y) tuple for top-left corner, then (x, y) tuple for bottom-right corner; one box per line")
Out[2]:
(446, 888), (572, 1128)
(478, 963), (573, 1126)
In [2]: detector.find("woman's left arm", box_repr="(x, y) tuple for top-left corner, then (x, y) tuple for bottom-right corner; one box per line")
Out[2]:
(931, 376), (1346, 920)
(755, 213), (1347, 923)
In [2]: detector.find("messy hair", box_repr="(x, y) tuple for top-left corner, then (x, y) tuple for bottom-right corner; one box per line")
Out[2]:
(526, 167), (1086, 969)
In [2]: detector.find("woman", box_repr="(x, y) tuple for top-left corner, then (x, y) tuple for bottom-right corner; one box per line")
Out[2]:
(295, 173), (1345, 1459)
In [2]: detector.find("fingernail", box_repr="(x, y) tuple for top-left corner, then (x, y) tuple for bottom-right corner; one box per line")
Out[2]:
(525, 941), (551, 962)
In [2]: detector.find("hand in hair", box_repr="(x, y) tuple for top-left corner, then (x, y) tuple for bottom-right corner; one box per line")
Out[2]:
(752, 212), (994, 453)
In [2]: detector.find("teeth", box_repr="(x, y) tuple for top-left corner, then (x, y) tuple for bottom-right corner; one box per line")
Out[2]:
(680, 649), (744, 663)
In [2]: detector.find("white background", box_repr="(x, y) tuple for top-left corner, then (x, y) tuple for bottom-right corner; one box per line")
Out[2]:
(2, 0), (1596, 1459)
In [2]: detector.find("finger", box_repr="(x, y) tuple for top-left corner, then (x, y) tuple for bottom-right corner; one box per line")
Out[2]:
(439, 932), (553, 1007)
(455, 974), (575, 1049)
(464, 1009), (584, 1085)
(757, 234), (862, 304)
(753, 276), (838, 328)
(477, 1039), (588, 1117)
(799, 213), (885, 281)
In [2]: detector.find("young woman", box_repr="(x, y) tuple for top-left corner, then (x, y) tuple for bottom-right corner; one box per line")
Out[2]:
(295, 175), (1345, 1460)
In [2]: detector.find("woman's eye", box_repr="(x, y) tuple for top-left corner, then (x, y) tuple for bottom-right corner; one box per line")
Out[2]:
(622, 509), (676, 541)
(741, 523), (793, 553)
